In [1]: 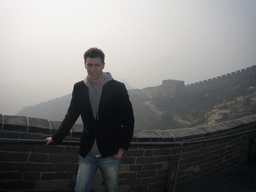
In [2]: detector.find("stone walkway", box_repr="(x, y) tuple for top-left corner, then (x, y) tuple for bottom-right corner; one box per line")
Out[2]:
(176, 163), (256, 192)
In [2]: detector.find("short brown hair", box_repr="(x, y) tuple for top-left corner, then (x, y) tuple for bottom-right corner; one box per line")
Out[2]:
(84, 47), (105, 64)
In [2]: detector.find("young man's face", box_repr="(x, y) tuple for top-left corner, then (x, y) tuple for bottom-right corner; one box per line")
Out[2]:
(85, 57), (105, 81)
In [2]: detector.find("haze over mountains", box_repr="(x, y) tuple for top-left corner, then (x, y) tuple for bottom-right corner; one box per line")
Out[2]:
(2, 0), (256, 121)
(16, 66), (256, 130)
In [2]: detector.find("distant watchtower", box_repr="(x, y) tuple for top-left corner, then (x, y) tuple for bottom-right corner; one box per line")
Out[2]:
(162, 79), (185, 97)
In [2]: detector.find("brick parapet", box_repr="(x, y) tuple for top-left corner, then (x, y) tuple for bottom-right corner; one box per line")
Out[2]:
(1, 114), (255, 143)
(185, 65), (256, 88)
(179, 65), (256, 96)
(0, 114), (256, 192)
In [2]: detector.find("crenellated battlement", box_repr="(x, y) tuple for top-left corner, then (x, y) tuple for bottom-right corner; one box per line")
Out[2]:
(162, 65), (256, 96)
(185, 65), (255, 88)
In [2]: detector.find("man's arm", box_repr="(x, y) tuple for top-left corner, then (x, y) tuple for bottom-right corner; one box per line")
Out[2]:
(45, 137), (53, 146)
(111, 148), (124, 160)
(45, 85), (80, 145)
(118, 83), (135, 151)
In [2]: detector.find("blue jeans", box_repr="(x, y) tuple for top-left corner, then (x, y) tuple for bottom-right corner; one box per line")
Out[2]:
(75, 154), (121, 192)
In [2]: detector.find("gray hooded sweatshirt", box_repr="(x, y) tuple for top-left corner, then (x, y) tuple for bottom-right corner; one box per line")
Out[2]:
(84, 72), (113, 156)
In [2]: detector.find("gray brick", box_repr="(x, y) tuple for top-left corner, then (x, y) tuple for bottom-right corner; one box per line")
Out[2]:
(28, 117), (50, 134)
(134, 130), (151, 142)
(156, 130), (175, 142)
(0, 151), (28, 162)
(3, 115), (28, 132)
(144, 131), (163, 142)
(167, 130), (183, 141)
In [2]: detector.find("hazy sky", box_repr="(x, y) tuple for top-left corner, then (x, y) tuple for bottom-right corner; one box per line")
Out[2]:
(1, 0), (256, 115)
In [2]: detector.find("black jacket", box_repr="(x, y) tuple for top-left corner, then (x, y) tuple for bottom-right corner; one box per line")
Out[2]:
(52, 80), (134, 158)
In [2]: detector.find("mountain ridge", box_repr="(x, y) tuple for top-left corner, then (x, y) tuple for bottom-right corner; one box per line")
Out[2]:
(16, 66), (256, 130)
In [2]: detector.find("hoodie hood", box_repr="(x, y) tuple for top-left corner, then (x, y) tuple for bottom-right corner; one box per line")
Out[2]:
(84, 72), (113, 88)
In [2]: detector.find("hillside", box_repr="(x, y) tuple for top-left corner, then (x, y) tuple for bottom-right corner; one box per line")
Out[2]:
(150, 84), (256, 127)
(17, 66), (256, 130)
(16, 85), (256, 130)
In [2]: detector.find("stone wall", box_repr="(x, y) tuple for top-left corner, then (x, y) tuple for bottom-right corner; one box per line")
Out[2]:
(183, 65), (256, 95)
(162, 65), (256, 96)
(0, 114), (256, 192)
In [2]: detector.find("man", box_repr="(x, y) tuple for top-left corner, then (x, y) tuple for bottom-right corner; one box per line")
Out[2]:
(45, 47), (134, 192)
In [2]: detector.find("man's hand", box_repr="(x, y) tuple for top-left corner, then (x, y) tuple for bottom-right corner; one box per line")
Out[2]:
(45, 137), (53, 146)
(111, 148), (124, 160)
